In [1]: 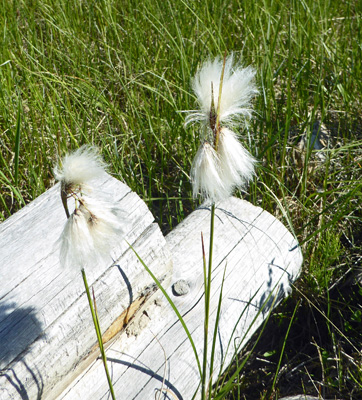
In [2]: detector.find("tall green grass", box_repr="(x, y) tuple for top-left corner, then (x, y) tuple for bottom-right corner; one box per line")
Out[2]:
(1, 0), (361, 397)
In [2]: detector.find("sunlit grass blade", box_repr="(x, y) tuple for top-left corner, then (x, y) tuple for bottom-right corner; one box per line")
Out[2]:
(215, 286), (263, 385)
(270, 299), (300, 393)
(127, 241), (202, 377)
(213, 292), (278, 399)
(13, 100), (21, 187)
(0, 171), (25, 206)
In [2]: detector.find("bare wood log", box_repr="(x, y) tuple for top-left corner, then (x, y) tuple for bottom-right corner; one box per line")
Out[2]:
(0, 175), (172, 399)
(55, 197), (303, 399)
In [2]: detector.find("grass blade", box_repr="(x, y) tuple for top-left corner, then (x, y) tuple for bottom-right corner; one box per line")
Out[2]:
(127, 241), (202, 377)
(14, 100), (21, 187)
(270, 299), (300, 392)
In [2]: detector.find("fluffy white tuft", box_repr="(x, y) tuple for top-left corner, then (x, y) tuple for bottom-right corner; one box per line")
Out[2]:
(54, 145), (107, 188)
(218, 127), (256, 191)
(80, 194), (127, 255)
(60, 206), (95, 269)
(185, 53), (258, 127)
(59, 194), (127, 269)
(55, 146), (128, 270)
(190, 142), (230, 203)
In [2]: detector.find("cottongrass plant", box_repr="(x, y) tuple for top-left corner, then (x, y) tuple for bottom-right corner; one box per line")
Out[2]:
(185, 53), (258, 399)
(186, 53), (258, 203)
(55, 145), (126, 400)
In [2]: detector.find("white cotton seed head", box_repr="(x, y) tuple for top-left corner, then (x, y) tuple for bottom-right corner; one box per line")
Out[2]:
(218, 127), (256, 192)
(54, 145), (107, 190)
(60, 206), (96, 269)
(80, 194), (127, 256)
(59, 194), (128, 270)
(185, 53), (258, 127)
(191, 142), (231, 203)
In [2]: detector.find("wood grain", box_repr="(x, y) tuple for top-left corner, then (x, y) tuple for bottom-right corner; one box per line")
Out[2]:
(0, 175), (172, 399)
(56, 197), (303, 400)
(0, 177), (303, 400)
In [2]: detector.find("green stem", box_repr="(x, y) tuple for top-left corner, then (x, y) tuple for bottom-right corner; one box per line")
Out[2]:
(209, 265), (227, 400)
(81, 268), (116, 400)
(128, 242), (202, 377)
(201, 203), (216, 400)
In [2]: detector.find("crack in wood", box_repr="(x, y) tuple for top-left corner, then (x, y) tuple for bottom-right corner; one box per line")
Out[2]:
(101, 286), (157, 345)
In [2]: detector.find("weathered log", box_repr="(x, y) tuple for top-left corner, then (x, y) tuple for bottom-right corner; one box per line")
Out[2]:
(56, 197), (302, 399)
(0, 176), (303, 400)
(0, 175), (172, 399)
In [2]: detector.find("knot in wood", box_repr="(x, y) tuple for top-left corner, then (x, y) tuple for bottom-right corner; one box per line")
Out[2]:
(172, 279), (190, 296)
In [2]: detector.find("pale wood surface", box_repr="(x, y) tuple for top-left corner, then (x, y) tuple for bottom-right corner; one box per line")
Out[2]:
(56, 197), (303, 400)
(0, 176), (303, 400)
(0, 175), (172, 399)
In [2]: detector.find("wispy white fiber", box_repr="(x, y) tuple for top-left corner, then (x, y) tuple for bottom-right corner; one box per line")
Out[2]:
(59, 196), (127, 269)
(54, 145), (107, 190)
(218, 127), (256, 191)
(80, 194), (126, 255)
(60, 206), (95, 269)
(190, 142), (230, 203)
(185, 53), (258, 127)
(185, 54), (258, 203)
(55, 145), (127, 270)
